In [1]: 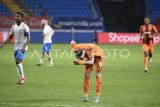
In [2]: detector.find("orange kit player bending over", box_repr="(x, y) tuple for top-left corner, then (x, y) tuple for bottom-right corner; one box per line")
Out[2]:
(140, 18), (158, 73)
(71, 40), (104, 103)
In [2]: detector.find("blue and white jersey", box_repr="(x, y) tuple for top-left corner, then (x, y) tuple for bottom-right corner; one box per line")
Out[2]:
(43, 25), (54, 44)
(10, 22), (30, 51)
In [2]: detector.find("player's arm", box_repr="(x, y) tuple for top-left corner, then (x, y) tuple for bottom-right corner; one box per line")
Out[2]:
(0, 26), (14, 49)
(51, 28), (54, 36)
(73, 57), (94, 65)
(0, 35), (14, 48)
(140, 26), (144, 40)
(22, 32), (31, 51)
(42, 27), (47, 42)
(42, 33), (45, 42)
(22, 25), (31, 51)
(153, 25), (159, 37)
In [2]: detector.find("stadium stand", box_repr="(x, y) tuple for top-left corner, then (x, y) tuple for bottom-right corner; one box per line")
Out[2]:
(0, 0), (103, 43)
(23, 0), (94, 17)
(0, 2), (12, 16)
(0, 0), (28, 16)
(0, 0), (96, 18)
(144, 0), (160, 23)
(0, 0), (100, 17)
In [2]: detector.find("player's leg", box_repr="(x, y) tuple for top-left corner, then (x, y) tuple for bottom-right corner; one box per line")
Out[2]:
(93, 57), (103, 103)
(47, 43), (53, 66)
(15, 50), (21, 79)
(82, 65), (93, 102)
(14, 50), (26, 84)
(48, 52), (53, 66)
(142, 44), (149, 72)
(37, 44), (45, 66)
(149, 40), (154, 64)
(39, 51), (44, 64)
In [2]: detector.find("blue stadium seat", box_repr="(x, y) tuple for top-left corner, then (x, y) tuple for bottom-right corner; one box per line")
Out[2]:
(23, 0), (94, 17)
(0, 3), (12, 16)
(145, 0), (160, 23)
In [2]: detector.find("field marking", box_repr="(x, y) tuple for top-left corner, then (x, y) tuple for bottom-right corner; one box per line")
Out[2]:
(1, 102), (110, 107)
(1, 102), (74, 107)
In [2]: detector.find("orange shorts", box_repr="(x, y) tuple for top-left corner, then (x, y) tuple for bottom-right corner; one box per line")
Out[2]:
(142, 40), (154, 53)
(84, 57), (104, 73)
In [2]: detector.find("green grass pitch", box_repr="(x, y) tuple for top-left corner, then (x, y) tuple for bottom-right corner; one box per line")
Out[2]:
(0, 44), (160, 107)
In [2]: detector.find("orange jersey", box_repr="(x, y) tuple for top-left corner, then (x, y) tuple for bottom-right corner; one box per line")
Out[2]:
(72, 43), (104, 59)
(140, 24), (158, 44)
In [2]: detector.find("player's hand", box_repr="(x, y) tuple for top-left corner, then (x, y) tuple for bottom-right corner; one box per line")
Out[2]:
(140, 38), (142, 40)
(73, 61), (79, 65)
(140, 35), (144, 40)
(140, 36), (144, 40)
(153, 34), (159, 37)
(140, 36), (143, 40)
(20, 49), (25, 53)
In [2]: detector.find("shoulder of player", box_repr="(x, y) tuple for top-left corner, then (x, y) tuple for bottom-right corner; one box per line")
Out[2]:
(140, 25), (145, 28)
(148, 24), (157, 29)
(22, 22), (29, 26)
(21, 22), (30, 28)
(43, 25), (49, 30)
(46, 25), (53, 30)
(150, 24), (156, 28)
(75, 43), (101, 50)
(11, 23), (16, 28)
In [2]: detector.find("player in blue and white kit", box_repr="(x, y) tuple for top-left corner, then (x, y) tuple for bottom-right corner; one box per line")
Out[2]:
(37, 19), (54, 66)
(0, 12), (30, 84)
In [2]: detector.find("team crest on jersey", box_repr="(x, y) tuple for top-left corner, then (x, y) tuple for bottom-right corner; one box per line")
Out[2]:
(20, 29), (22, 32)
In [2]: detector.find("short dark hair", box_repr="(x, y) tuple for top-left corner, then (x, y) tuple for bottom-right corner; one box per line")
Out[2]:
(16, 12), (24, 18)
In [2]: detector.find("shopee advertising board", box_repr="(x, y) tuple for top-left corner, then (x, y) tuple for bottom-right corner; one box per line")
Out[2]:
(98, 32), (160, 45)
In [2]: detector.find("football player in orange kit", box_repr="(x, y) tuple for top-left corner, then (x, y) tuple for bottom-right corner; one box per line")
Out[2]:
(71, 40), (104, 103)
(140, 18), (158, 73)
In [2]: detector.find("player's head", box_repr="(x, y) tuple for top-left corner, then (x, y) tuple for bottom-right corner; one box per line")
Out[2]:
(144, 18), (150, 24)
(15, 12), (24, 23)
(41, 19), (48, 26)
(74, 49), (85, 60)
(71, 40), (77, 48)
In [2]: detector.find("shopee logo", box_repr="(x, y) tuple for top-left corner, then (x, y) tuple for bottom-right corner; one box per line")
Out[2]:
(108, 33), (140, 44)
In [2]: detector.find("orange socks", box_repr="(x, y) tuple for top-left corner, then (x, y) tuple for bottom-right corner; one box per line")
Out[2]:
(96, 77), (102, 96)
(84, 76), (102, 97)
(144, 57), (149, 70)
(84, 78), (90, 97)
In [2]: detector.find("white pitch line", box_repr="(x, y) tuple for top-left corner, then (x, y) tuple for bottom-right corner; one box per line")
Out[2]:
(0, 102), (111, 107)
(1, 102), (74, 107)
